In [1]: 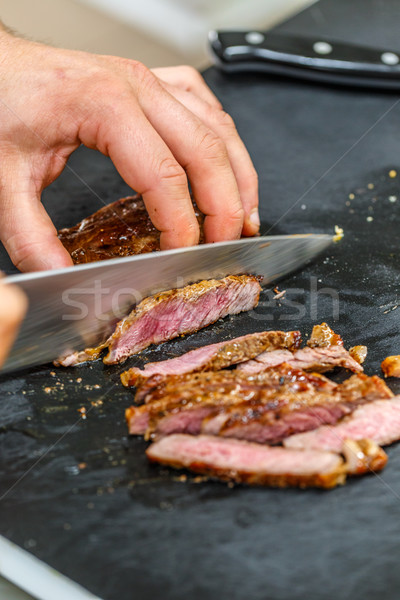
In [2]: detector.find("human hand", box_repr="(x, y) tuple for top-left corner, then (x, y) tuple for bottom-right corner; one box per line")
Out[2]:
(0, 27), (259, 272)
(0, 281), (27, 367)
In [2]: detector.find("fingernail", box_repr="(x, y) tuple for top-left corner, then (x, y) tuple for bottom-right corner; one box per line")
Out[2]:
(249, 208), (260, 229)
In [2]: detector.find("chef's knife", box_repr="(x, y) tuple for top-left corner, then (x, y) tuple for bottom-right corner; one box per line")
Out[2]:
(209, 30), (400, 89)
(2, 234), (332, 373)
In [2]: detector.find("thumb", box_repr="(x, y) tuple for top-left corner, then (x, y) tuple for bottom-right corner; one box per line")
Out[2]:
(0, 170), (73, 272)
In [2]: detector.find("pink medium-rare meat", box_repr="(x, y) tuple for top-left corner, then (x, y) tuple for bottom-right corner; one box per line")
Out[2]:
(284, 396), (400, 454)
(57, 275), (262, 366)
(145, 434), (348, 488)
(105, 275), (262, 364)
(237, 345), (363, 375)
(120, 330), (301, 386)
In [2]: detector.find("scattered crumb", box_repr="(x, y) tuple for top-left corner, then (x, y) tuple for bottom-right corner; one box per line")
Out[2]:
(345, 200), (351, 207)
(367, 183), (374, 189)
(63, 523), (71, 531)
(76, 377), (82, 383)
(273, 289), (286, 300)
(50, 371), (56, 377)
(94, 384), (101, 389)
(389, 195), (397, 203)
(348, 193), (355, 200)
(44, 387), (52, 394)
(366, 216), (373, 222)
(301, 204), (306, 210)
(91, 399), (103, 407)
(349, 345), (368, 364)
(381, 355), (400, 377)
(78, 406), (87, 419)
(78, 462), (87, 470)
(87, 502), (95, 509)
(333, 225), (344, 242)
(389, 169), (397, 178)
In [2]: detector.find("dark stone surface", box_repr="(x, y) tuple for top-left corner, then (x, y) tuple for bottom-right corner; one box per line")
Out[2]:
(1, 1), (400, 599)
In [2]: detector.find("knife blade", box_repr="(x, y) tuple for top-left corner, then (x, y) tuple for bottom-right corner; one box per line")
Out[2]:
(2, 234), (332, 373)
(209, 30), (400, 89)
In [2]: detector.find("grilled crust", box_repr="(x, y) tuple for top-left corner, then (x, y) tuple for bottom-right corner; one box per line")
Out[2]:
(58, 194), (204, 264)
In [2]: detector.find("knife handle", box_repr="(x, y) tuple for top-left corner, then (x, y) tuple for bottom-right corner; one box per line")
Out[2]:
(209, 30), (400, 90)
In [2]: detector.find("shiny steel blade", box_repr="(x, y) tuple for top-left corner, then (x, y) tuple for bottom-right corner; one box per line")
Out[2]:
(2, 234), (332, 373)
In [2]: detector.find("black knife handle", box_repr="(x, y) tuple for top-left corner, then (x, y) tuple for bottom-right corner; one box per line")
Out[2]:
(209, 30), (400, 90)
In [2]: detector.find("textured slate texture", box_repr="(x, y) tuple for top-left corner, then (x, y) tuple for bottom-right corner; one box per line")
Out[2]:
(1, 1), (400, 599)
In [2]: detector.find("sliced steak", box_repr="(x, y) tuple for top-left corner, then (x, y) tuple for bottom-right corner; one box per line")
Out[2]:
(58, 194), (204, 264)
(127, 365), (337, 436)
(126, 367), (392, 442)
(237, 345), (363, 375)
(121, 330), (301, 386)
(58, 275), (261, 366)
(284, 396), (400, 454)
(145, 434), (348, 488)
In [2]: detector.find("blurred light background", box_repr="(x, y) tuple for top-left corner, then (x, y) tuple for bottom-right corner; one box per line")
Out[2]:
(2, 0), (315, 68)
(0, 0), (314, 599)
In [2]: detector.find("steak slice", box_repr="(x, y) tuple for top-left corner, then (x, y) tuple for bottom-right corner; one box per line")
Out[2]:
(284, 396), (400, 454)
(58, 194), (204, 264)
(160, 373), (391, 443)
(120, 330), (301, 386)
(145, 434), (348, 488)
(237, 345), (363, 375)
(57, 275), (262, 366)
(126, 367), (392, 442)
(126, 365), (337, 436)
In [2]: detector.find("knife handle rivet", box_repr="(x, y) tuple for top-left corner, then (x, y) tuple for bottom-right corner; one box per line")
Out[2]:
(313, 41), (333, 55)
(381, 51), (399, 65)
(245, 31), (265, 45)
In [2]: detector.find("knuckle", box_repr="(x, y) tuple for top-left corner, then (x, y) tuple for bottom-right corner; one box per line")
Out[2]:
(229, 204), (245, 223)
(215, 109), (236, 131)
(157, 156), (186, 183)
(198, 129), (227, 160)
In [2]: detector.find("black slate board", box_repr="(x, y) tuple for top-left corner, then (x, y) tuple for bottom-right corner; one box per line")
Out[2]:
(1, 1), (400, 599)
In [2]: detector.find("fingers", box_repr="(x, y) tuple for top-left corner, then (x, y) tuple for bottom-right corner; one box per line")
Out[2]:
(151, 66), (222, 109)
(82, 98), (200, 249)
(159, 83), (259, 237)
(134, 76), (245, 243)
(0, 165), (73, 271)
(0, 281), (27, 367)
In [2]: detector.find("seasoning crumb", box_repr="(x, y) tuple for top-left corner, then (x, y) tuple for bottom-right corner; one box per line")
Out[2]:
(44, 387), (52, 394)
(91, 399), (103, 407)
(366, 216), (373, 222)
(367, 183), (374, 189)
(94, 384), (101, 389)
(78, 406), (87, 419)
(389, 169), (397, 178)
(333, 225), (344, 242)
(389, 195), (397, 203)
(348, 193), (355, 200)
(76, 377), (82, 383)
(382, 355), (400, 378)
(50, 371), (56, 377)
(273, 289), (286, 300)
